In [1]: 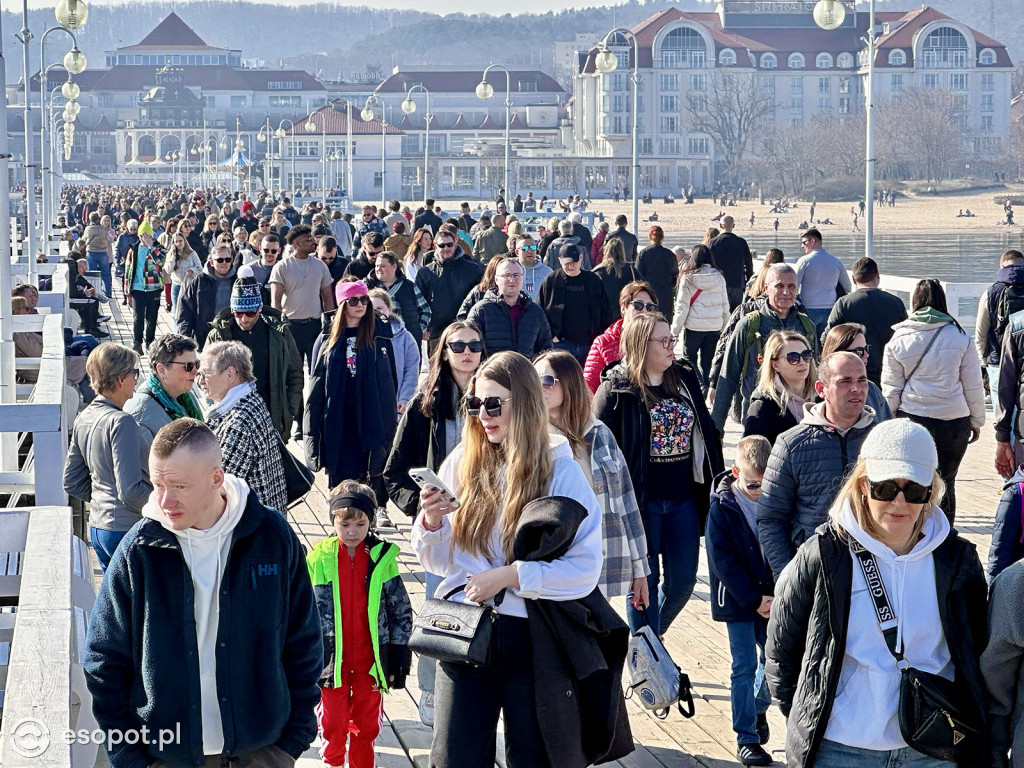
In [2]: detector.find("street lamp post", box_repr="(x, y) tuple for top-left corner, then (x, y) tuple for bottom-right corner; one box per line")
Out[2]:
(362, 95), (388, 207)
(304, 114), (328, 206)
(275, 119), (295, 197)
(595, 28), (641, 237)
(256, 116), (272, 192)
(0, 8), (16, 470)
(401, 85), (430, 200)
(813, 0), (872, 260)
(476, 65), (513, 203)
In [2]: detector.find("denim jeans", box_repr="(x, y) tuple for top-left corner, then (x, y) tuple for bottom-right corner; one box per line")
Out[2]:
(726, 620), (771, 745)
(814, 739), (954, 768)
(417, 571), (444, 693)
(170, 283), (182, 316)
(627, 498), (700, 635)
(90, 527), (129, 573)
(87, 250), (112, 297)
(805, 307), (831, 347)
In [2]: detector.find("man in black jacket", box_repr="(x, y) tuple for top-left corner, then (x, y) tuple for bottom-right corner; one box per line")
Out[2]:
(823, 257), (907, 384)
(177, 244), (238, 350)
(412, 198), (443, 235)
(344, 231), (384, 280)
(415, 224), (485, 354)
(710, 216), (754, 310)
(604, 215), (638, 263)
(537, 243), (610, 364)
(457, 201), (475, 233)
(83, 419), (322, 768)
(467, 258), (553, 358)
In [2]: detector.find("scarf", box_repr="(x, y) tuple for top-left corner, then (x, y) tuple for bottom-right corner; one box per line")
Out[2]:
(775, 373), (810, 422)
(208, 381), (255, 420)
(147, 373), (203, 421)
(909, 306), (956, 325)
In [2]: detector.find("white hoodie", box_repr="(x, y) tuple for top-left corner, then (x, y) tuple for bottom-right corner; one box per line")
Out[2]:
(823, 499), (953, 750)
(142, 474), (250, 756)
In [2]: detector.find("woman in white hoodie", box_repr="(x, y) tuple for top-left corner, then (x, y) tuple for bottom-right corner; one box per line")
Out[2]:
(882, 279), (985, 523)
(671, 244), (730, 390)
(413, 350), (603, 768)
(766, 419), (987, 768)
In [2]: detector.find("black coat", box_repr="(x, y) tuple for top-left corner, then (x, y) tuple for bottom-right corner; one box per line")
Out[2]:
(412, 209), (442, 236)
(536, 269), (611, 347)
(593, 360), (724, 524)
(824, 287), (908, 383)
(177, 264), (238, 349)
(537, 230), (560, 261)
(709, 232), (754, 296)
(513, 497), (633, 767)
(465, 290), (553, 358)
(343, 255), (374, 281)
(605, 228), (638, 262)
(572, 222), (593, 253)
(365, 276), (427, 340)
(592, 263), (643, 322)
(742, 392), (799, 446)
(636, 244), (679, 322)
(766, 523), (988, 768)
(705, 472), (774, 623)
(383, 389), (448, 518)
(415, 249), (485, 336)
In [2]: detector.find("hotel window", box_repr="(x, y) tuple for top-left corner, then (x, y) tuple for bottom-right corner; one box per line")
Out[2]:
(660, 95), (679, 112)
(719, 49), (736, 66)
(950, 73), (968, 90)
(839, 97), (851, 115)
(788, 53), (805, 69)
(982, 116), (994, 132)
(660, 73), (679, 91)
(818, 97), (831, 112)
(790, 77), (803, 94)
(888, 50), (906, 66)
(981, 95), (994, 112)
(688, 137), (709, 154)
(818, 77), (830, 93)
(923, 74), (939, 89)
(980, 48), (996, 65)
(891, 74), (903, 91)
(690, 73), (707, 91)
(761, 53), (777, 69)
(981, 74), (994, 91)
(661, 116), (680, 133)
(816, 53), (833, 69)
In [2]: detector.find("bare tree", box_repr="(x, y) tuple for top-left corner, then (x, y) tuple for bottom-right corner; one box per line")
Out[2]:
(684, 72), (776, 181)
(876, 88), (965, 181)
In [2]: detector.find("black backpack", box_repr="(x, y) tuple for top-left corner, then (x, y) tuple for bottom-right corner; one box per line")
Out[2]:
(994, 282), (1024, 339)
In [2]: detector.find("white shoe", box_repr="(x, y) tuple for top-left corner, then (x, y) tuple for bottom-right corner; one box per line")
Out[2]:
(376, 506), (393, 528)
(419, 691), (434, 727)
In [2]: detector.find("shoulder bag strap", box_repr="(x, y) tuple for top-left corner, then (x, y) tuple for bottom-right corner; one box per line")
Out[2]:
(850, 541), (905, 665)
(902, 325), (945, 386)
(442, 584), (506, 606)
(689, 288), (703, 306)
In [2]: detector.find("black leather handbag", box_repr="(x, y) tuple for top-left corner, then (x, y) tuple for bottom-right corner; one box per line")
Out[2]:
(409, 586), (504, 667)
(277, 433), (314, 507)
(851, 543), (981, 762)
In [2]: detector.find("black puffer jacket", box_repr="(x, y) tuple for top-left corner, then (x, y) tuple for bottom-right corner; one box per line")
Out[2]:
(415, 248), (485, 336)
(465, 290), (553, 358)
(365, 276), (428, 341)
(593, 360), (723, 524)
(766, 523), (988, 768)
(176, 262), (238, 349)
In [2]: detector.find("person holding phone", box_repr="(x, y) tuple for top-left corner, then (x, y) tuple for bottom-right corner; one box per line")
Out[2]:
(412, 351), (603, 768)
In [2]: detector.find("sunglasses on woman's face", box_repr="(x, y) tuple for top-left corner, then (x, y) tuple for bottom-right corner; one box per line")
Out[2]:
(783, 349), (815, 365)
(539, 374), (559, 389)
(166, 360), (199, 372)
(466, 395), (512, 418)
(446, 340), (483, 354)
(848, 345), (870, 359)
(345, 295), (371, 307)
(868, 479), (932, 505)
(630, 300), (658, 312)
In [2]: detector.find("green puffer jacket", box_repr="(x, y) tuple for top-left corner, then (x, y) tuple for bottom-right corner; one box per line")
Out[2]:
(206, 308), (304, 439)
(306, 533), (412, 692)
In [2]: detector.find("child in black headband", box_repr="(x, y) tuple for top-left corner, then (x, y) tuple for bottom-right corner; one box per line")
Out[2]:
(306, 481), (412, 767)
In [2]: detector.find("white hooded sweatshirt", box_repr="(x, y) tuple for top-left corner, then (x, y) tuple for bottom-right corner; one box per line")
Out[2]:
(823, 499), (953, 750)
(142, 474), (249, 756)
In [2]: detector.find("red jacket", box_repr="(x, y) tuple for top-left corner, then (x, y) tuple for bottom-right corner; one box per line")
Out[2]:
(583, 319), (623, 393)
(591, 231), (608, 266)
(338, 543), (375, 673)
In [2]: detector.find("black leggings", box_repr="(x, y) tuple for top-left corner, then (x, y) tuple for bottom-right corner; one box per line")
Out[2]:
(430, 616), (551, 768)
(131, 290), (161, 349)
(899, 411), (971, 525)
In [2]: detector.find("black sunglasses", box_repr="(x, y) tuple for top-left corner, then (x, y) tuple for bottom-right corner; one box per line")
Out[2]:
(166, 360), (199, 372)
(435, 241), (456, 249)
(345, 295), (371, 307)
(446, 340), (483, 354)
(213, 257), (233, 264)
(262, 248), (280, 254)
(539, 374), (559, 389)
(784, 350), (815, 365)
(233, 310), (258, 318)
(745, 481), (762, 491)
(869, 479), (932, 505)
(466, 395), (512, 418)
(849, 345), (871, 358)
(630, 300), (658, 312)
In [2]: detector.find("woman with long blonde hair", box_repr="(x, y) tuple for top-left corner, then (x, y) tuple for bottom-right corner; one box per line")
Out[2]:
(413, 350), (603, 768)
(743, 330), (817, 445)
(594, 312), (724, 635)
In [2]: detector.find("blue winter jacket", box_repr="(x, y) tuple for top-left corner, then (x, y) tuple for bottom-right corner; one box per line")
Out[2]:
(988, 466), (1024, 584)
(706, 471), (774, 623)
(83, 493), (323, 768)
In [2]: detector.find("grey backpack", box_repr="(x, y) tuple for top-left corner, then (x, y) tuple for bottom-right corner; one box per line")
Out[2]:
(626, 626), (696, 719)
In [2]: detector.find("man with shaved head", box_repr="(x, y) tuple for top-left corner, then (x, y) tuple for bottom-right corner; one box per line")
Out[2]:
(756, 351), (886, 578)
(710, 214), (754, 311)
(84, 418), (322, 768)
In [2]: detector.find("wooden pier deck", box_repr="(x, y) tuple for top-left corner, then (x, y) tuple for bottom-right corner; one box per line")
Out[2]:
(91, 282), (1006, 768)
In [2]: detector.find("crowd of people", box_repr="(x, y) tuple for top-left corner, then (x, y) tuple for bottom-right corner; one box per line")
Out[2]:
(13, 183), (1024, 768)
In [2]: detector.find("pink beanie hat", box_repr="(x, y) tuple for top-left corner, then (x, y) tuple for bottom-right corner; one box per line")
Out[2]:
(335, 280), (368, 305)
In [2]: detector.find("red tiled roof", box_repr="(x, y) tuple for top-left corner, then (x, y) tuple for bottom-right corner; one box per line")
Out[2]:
(375, 70), (565, 95)
(122, 12), (220, 51)
(288, 103), (402, 135)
